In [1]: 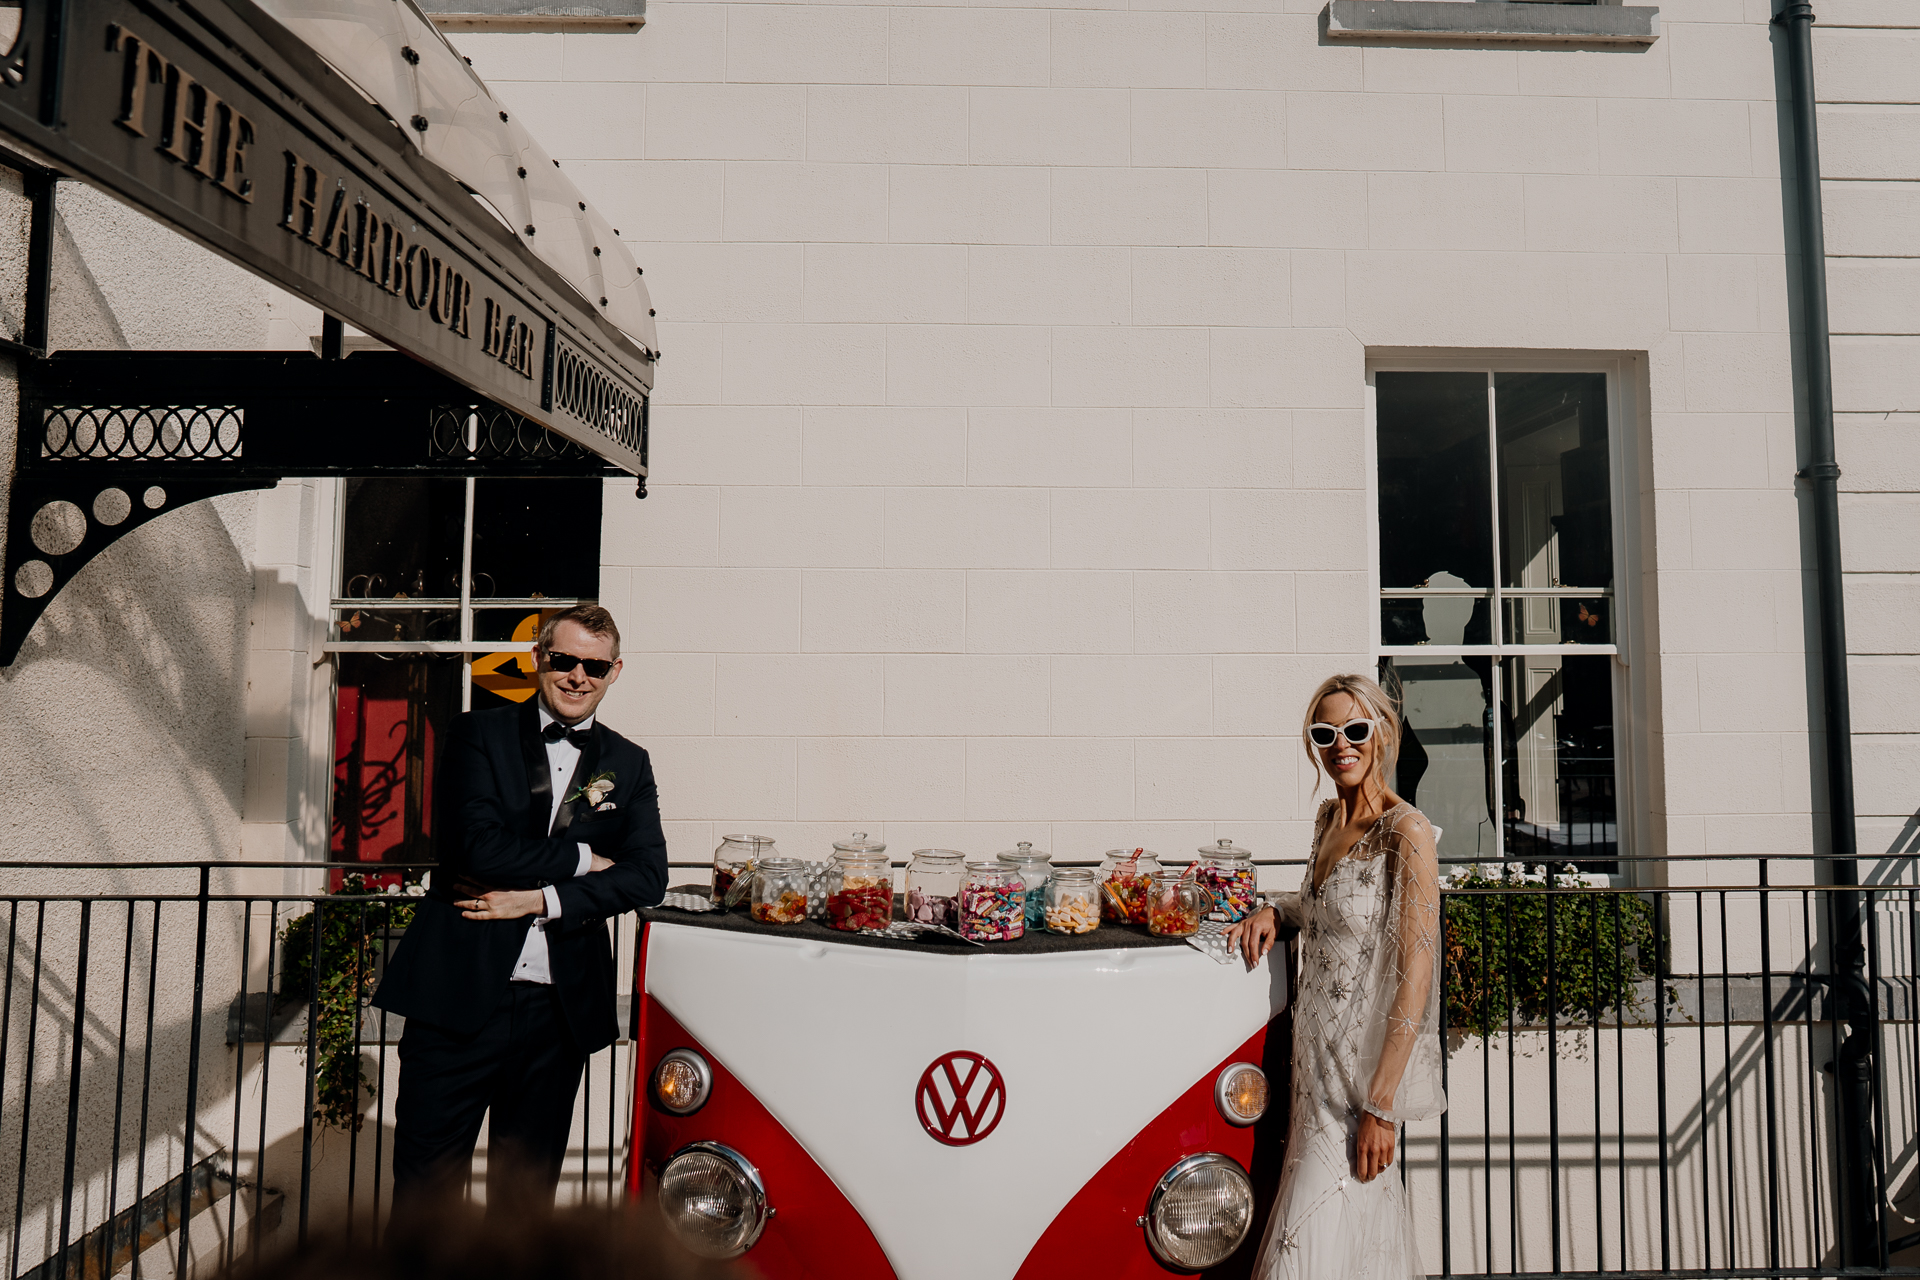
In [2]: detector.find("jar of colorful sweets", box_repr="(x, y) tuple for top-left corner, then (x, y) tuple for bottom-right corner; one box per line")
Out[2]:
(1195, 838), (1258, 922)
(826, 832), (893, 932)
(1146, 870), (1213, 938)
(713, 834), (777, 905)
(959, 861), (1025, 942)
(749, 857), (810, 925)
(1044, 868), (1101, 935)
(904, 849), (965, 927)
(995, 841), (1052, 932)
(1097, 848), (1162, 925)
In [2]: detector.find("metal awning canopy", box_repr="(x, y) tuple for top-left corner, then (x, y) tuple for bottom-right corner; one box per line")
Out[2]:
(0, 0), (654, 472)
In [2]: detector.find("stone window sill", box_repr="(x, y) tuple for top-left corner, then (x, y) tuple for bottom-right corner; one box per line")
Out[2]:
(1327, 0), (1660, 44)
(421, 0), (643, 31)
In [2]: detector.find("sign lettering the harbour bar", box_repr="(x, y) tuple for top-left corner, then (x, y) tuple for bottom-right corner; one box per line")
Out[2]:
(0, 0), (648, 468)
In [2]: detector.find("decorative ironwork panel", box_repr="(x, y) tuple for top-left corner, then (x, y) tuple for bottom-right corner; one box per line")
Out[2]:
(39, 405), (245, 461)
(427, 406), (591, 463)
(550, 335), (647, 464)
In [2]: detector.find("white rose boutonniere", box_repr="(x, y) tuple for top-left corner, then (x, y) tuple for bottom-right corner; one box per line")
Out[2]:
(567, 771), (618, 809)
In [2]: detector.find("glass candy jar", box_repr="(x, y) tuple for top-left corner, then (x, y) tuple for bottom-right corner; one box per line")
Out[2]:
(904, 849), (965, 928)
(1044, 868), (1101, 935)
(1098, 848), (1161, 925)
(995, 842), (1053, 932)
(959, 862), (1025, 942)
(749, 857), (810, 925)
(1195, 838), (1258, 922)
(826, 832), (893, 932)
(714, 834), (777, 905)
(1146, 871), (1213, 938)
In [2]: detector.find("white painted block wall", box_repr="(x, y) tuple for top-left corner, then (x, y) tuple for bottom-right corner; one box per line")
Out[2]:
(439, 0), (1918, 877)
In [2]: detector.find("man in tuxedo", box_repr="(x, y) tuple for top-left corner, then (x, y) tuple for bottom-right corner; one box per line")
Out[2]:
(374, 604), (667, 1208)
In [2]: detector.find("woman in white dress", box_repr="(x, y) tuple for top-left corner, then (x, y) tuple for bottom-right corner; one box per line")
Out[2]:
(1227, 673), (1446, 1280)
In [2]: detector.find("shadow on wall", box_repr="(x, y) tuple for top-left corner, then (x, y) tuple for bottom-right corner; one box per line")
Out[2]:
(0, 495), (254, 864)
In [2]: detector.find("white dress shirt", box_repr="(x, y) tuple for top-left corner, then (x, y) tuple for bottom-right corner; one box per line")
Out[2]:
(509, 706), (597, 984)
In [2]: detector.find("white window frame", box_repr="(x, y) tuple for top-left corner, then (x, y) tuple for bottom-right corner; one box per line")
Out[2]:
(322, 475), (590, 711)
(1364, 350), (1650, 878)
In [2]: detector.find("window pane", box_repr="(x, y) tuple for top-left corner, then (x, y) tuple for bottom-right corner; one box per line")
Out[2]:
(1377, 372), (1494, 591)
(1500, 593), (1613, 647)
(331, 606), (459, 643)
(1383, 656), (1496, 861)
(339, 479), (466, 600)
(1494, 372), (1611, 594)
(1382, 592), (1494, 648)
(332, 654), (461, 864)
(470, 478), (603, 600)
(1500, 654), (1617, 872)
(468, 607), (567, 707)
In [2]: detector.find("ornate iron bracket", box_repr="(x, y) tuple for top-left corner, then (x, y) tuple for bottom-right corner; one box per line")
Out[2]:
(4, 349), (640, 664)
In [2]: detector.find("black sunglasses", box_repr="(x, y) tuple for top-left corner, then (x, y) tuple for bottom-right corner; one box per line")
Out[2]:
(543, 650), (615, 679)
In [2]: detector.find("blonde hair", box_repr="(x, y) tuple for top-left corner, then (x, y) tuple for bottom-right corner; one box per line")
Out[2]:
(1302, 673), (1402, 796)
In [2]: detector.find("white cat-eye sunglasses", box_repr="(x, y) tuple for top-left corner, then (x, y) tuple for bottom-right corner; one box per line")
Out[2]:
(1307, 717), (1385, 749)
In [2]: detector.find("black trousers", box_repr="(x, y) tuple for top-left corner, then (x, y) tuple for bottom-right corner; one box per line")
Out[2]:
(392, 981), (587, 1211)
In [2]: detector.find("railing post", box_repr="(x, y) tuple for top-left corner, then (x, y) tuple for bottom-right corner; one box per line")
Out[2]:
(177, 866), (211, 1279)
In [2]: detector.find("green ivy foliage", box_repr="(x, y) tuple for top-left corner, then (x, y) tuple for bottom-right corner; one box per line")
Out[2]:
(1442, 868), (1660, 1038)
(278, 874), (419, 1131)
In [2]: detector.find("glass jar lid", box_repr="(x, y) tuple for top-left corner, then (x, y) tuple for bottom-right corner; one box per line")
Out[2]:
(757, 856), (803, 871)
(996, 840), (1051, 866)
(965, 859), (1017, 882)
(721, 834), (778, 850)
(910, 847), (965, 862)
(833, 831), (887, 855)
(1199, 838), (1253, 860)
(1052, 866), (1096, 882)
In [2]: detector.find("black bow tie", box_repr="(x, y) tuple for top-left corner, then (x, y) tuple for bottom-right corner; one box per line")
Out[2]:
(542, 721), (593, 749)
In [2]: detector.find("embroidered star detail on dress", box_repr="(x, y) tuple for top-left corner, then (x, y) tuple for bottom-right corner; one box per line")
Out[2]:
(1357, 864), (1376, 887)
(1330, 979), (1350, 1000)
(1277, 1228), (1299, 1253)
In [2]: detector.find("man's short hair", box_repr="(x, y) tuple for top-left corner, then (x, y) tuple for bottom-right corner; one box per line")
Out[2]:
(536, 604), (621, 660)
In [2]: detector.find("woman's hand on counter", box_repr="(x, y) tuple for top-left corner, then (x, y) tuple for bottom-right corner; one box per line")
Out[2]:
(1226, 905), (1278, 970)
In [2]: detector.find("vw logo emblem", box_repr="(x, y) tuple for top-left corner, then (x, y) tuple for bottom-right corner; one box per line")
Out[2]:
(915, 1051), (1006, 1147)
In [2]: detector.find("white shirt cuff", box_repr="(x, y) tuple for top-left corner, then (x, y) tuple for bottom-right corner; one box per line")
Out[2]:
(574, 844), (593, 877)
(542, 884), (562, 920)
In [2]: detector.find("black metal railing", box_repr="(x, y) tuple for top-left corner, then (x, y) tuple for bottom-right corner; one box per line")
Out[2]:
(1, 856), (1916, 1278)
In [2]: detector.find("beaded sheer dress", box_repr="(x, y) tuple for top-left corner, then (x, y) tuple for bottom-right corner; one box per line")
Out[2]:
(1251, 798), (1446, 1280)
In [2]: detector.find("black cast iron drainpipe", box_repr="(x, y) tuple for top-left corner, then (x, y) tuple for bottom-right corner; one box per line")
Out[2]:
(1774, 0), (1881, 1266)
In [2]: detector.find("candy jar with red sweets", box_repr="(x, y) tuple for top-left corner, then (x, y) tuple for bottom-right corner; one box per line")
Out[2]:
(1146, 871), (1213, 938)
(1195, 838), (1258, 923)
(1097, 848), (1161, 925)
(826, 832), (893, 932)
(959, 862), (1025, 942)
(713, 834), (777, 905)
(904, 849), (965, 927)
(995, 842), (1052, 933)
(749, 857), (810, 925)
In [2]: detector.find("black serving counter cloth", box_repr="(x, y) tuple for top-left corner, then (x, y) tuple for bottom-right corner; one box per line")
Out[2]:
(642, 886), (1196, 957)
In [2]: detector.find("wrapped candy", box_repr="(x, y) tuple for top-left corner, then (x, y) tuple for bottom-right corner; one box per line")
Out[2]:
(960, 862), (1026, 941)
(1195, 839), (1259, 922)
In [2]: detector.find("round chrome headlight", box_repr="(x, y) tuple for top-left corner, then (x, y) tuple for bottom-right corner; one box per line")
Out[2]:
(657, 1142), (771, 1259)
(651, 1048), (713, 1116)
(1142, 1152), (1255, 1271)
(1215, 1062), (1269, 1126)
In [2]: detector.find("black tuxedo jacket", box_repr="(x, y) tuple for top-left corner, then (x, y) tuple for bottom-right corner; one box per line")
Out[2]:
(372, 700), (668, 1053)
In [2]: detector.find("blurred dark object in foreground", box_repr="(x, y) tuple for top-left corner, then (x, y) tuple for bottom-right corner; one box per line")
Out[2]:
(224, 1192), (749, 1280)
